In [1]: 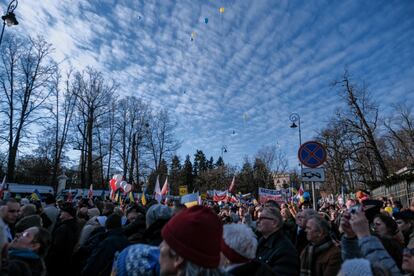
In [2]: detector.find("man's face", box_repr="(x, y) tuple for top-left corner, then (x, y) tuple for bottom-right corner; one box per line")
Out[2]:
(396, 219), (411, 233)
(159, 240), (178, 276)
(5, 202), (20, 225)
(305, 218), (321, 243)
(127, 211), (139, 223)
(9, 227), (40, 252)
(256, 210), (278, 237)
(296, 212), (305, 228)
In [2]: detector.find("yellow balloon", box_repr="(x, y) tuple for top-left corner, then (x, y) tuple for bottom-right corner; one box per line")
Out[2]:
(384, 206), (393, 215)
(219, 7), (224, 13)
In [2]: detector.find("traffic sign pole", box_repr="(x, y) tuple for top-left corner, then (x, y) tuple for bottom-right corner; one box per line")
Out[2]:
(311, 182), (316, 210)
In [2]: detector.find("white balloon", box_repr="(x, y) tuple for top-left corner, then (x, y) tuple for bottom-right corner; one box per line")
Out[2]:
(119, 180), (127, 190)
(124, 184), (132, 193)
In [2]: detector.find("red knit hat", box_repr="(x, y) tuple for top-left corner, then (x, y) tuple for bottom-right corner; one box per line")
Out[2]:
(161, 205), (223, 268)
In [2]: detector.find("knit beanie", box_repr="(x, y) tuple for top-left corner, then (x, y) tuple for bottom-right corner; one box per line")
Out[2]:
(146, 204), (172, 228)
(15, 215), (42, 233)
(112, 243), (160, 276)
(340, 259), (373, 276)
(161, 205), (223, 268)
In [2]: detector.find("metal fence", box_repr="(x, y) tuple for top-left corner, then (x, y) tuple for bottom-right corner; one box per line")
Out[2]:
(371, 179), (414, 208)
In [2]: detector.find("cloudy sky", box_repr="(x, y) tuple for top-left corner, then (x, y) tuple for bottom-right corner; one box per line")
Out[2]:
(7, 0), (414, 169)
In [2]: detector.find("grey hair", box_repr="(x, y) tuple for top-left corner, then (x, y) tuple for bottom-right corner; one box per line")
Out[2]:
(262, 206), (283, 226)
(222, 223), (257, 260)
(308, 215), (331, 236)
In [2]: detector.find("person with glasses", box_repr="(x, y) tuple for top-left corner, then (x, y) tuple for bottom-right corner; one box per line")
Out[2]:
(8, 226), (51, 276)
(256, 206), (299, 275)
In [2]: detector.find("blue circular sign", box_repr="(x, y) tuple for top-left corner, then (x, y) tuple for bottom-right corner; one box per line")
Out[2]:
(298, 141), (327, 168)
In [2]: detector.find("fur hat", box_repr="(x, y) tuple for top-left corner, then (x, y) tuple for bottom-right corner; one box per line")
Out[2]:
(221, 223), (257, 264)
(161, 206), (222, 268)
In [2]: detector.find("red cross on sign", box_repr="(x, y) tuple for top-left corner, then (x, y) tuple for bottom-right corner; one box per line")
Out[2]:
(298, 141), (327, 168)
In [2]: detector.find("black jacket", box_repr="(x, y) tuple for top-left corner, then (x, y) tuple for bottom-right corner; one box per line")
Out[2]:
(293, 226), (308, 255)
(46, 218), (79, 276)
(81, 228), (129, 276)
(256, 229), (300, 276)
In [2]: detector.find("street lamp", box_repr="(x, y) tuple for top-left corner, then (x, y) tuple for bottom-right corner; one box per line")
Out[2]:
(0, 0), (19, 47)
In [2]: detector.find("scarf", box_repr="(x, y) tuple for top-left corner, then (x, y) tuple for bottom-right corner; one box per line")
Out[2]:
(300, 238), (333, 276)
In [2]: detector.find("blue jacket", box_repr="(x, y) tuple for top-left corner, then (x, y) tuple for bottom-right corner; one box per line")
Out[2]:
(341, 235), (401, 275)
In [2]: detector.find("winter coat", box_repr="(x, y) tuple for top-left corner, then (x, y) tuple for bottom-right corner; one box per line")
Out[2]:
(293, 226), (308, 255)
(45, 218), (79, 276)
(300, 239), (341, 276)
(8, 248), (45, 276)
(341, 235), (402, 275)
(256, 229), (300, 276)
(81, 229), (129, 276)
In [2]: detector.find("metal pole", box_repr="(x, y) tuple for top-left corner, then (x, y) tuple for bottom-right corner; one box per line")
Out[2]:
(312, 181), (316, 210)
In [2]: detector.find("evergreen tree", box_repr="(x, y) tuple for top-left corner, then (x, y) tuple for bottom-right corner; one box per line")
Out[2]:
(208, 157), (214, 170)
(170, 155), (181, 195)
(215, 156), (224, 167)
(181, 155), (194, 192)
(238, 158), (256, 195)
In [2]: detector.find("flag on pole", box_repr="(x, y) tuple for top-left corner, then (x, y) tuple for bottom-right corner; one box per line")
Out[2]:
(154, 176), (161, 203)
(141, 192), (147, 206)
(128, 191), (135, 203)
(0, 175), (6, 199)
(30, 189), (41, 201)
(228, 176), (236, 194)
(88, 184), (93, 199)
(161, 177), (169, 196)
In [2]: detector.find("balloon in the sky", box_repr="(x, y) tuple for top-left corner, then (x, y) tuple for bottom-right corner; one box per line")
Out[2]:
(190, 31), (196, 41)
(204, 18), (208, 24)
(243, 113), (248, 121)
(219, 7), (225, 13)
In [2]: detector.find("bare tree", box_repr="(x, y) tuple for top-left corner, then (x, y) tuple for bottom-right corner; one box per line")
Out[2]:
(72, 68), (117, 187)
(334, 71), (389, 180)
(145, 109), (181, 172)
(0, 35), (57, 181)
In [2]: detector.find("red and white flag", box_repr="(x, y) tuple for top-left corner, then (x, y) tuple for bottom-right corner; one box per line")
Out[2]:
(228, 176), (236, 194)
(161, 177), (169, 196)
(88, 184), (93, 199)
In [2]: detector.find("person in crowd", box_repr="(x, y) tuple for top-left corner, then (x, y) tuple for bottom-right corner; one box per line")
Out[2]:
(122, 204), (146, 243)
(403, 246), (414, 275)
(111, 243), (160, 276)
(2, 198), (20, 242)
(281, 206), (296, 241)
(256, 206), (299, 275)
(159, 205), (225, 275)
(8, 226), (51, 276)
(19, 204), (37, 219)
(293, 208), (318, 254)
(300, 215), (341, 276)
(220, 223), (274, 275)
(143, 204), (172, 246)
(42, 194), (59, 233)
(45, 202), (80, 276)
(340, 209), (401, 275)
(15, 214), (43, 235)
(81, 214), (129, 276)
(394, 210), (414, 247)
(76, 207), (89, 231)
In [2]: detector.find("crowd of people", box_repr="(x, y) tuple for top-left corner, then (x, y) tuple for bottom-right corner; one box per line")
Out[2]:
(0, 190), (413, 276)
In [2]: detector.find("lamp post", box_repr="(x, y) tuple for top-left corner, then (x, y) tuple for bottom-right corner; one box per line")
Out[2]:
(0, 0), (19, 47)
(290, 113), (306, 200)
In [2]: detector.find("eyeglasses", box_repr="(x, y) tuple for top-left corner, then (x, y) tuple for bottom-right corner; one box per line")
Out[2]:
(403, 248), (414, 256)
(257, 216), (276, 221)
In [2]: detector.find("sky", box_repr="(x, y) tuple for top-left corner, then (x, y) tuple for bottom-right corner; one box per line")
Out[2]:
(5, 0), (414, 170)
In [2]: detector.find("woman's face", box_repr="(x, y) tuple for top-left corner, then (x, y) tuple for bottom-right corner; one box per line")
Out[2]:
(373, 217), (388, 237)
(402, 247), (414, 273)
